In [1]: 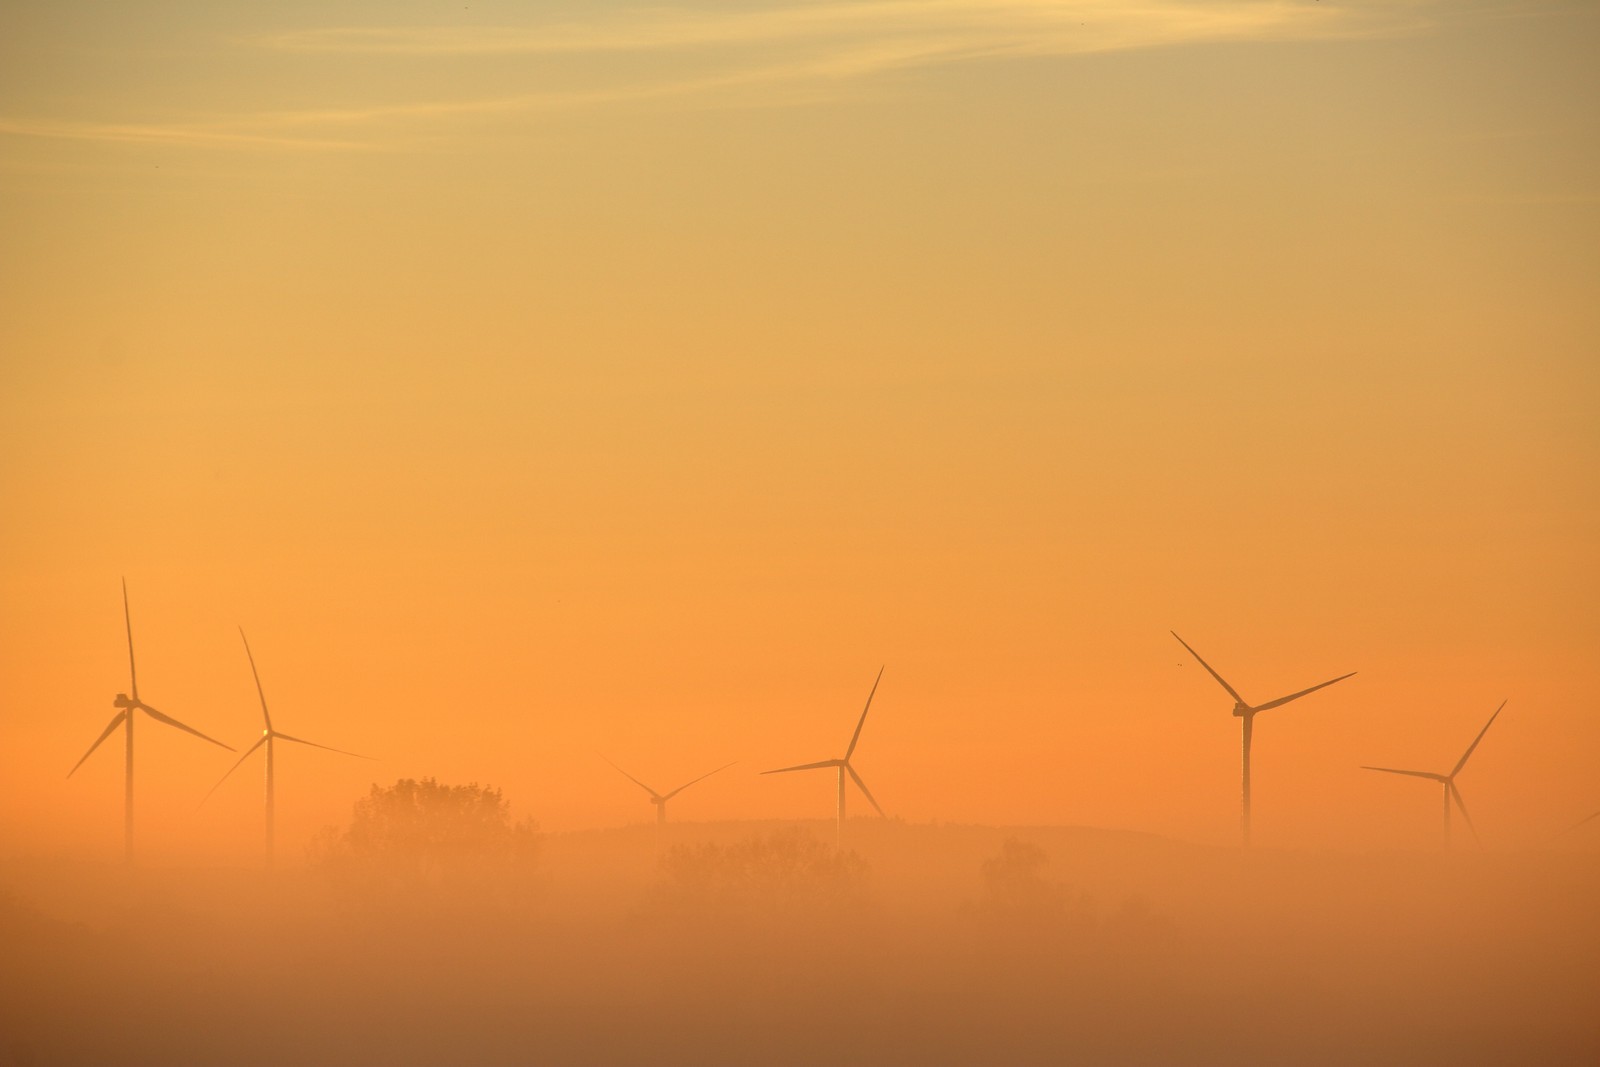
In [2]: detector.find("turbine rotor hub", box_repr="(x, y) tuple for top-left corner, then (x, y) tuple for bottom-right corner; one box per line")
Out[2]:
(113, 693), (135, 708)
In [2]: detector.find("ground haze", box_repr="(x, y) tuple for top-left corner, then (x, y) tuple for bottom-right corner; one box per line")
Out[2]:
(3, 817), (1595, 1065)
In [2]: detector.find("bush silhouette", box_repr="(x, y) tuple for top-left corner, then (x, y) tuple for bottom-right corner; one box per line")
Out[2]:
(653, 826), (868, 920)
(966, 837), (1100, 947)
(311, 777), (538, 904)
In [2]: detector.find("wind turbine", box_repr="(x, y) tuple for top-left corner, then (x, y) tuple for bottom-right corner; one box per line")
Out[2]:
(600, 756), (736, 838)
(762, 666), (887, 847)
(68, 580), (235, 864)
(204, 628), (372, 867)
(1172, 632), (1355, 846)
(1362, 701), (1505, 847)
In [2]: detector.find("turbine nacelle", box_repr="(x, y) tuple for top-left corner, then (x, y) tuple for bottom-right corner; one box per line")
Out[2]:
(599, 754), (736, 823)
(71, 582), (236, 868)
(1360, 701), (1506, 848)
(1171, 631), (1355, 846)
(762, 667), (888, 825)
(202, 627), (373, 847)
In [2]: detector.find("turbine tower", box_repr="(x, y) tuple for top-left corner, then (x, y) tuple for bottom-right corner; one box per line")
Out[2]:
(600, 756), (736, 840)
(204, 628), (372, 867)
(762, 666), (887, 847)
(1172, 632), (1354, 846)
(1362, 701), (1505, 847)
(68, 580), (235, 864)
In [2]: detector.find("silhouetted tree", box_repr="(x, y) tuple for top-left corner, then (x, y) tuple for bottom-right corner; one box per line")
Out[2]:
(979, 838), (1063, 918)
(653, 827), (869, 920)
(966, 837), (1098, 950)
(310, 778), (538, 904)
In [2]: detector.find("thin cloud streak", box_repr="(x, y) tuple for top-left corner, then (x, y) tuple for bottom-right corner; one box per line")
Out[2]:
(248, 0), (1426, 130)
(0, 62), (837, 152)
(0, 118), (371, 151)
(260, 0), (1389, 58)
(3, 1), (1424, 152)
(245, 0), (1416, 130)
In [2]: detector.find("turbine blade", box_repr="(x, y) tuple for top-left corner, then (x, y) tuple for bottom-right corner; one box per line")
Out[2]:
(761, 759), (838, 775)
(239, 627), (272, 732)
(845, 666), (885, 760)
(845, 763), (885, 817)
(137, 703), (235, 751)
(1451, 700), (1506, 778)
(274, 732), (373, 760)
(1253, 672), (1356, 712)
(122, 577), (138, 700)
(68, 711), (127, 777)
(1561, 810), (1599, 835)
(1170, 632), (1245, 705)
(1450, 782), (1481, 846)
(599, 754), (660, 799)
(199, 736), (267, 805)
(662, 761), (738, 801)
(1361, 766), (1447, 782)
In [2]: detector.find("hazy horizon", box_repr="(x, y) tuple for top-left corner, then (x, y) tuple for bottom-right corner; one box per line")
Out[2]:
(2, 2), (1596, 1060)
(4, 811), (1597, 1065)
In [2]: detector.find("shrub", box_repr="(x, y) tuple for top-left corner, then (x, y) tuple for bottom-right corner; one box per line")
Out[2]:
(310, 778), (538, 907)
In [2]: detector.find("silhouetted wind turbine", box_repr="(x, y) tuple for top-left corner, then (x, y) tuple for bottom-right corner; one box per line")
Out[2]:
(762, 666), (887, 847)
(204, 628), (372, 867)
(1171, 632), (1355, 846)
(68, 580), (235, 864)
(1362, 701), (1505, 848)
(600, 756), (736, 834)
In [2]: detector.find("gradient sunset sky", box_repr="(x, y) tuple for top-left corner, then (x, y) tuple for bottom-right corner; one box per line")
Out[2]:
(2, 0), (1595, 862)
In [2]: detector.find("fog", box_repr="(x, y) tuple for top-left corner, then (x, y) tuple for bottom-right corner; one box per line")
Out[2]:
(3, 785), (1596, 1065)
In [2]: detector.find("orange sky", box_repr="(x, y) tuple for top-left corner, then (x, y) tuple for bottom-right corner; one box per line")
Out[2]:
(2, 0), (1596, 863)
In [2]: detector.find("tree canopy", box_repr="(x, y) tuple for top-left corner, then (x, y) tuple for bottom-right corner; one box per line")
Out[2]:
(311, 778), (538, 898)
(654, 827), (869, 920)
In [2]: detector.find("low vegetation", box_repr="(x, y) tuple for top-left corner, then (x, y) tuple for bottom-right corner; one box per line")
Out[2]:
(0, 785), (1595, 1065)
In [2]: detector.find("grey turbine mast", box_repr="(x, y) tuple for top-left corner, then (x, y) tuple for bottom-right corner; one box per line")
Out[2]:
(204, 627), (372, 867)
(69, 580), (235, 864)
(763, 666), (887, 847)
(1362, 701), (1505, 847)
(1172, 632), (1355, 846)
(600, 756), (736, 837)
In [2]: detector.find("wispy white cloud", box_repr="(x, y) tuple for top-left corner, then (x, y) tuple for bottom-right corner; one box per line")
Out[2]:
(252, 0), (1418, 126)
(259, 0), (1385, 59)
(2, 1), (1426, 152)
(0, 118), (371, 151)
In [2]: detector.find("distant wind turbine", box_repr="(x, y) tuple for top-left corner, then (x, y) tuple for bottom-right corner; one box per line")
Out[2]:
(68, 580), (235, 864)
(763, 666), (887, 847)
(1362, 701), (1506, 847)
(204, 628), (372, 867)
(1172, 632), (1355, 846)
(600, 756), (736, 834)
